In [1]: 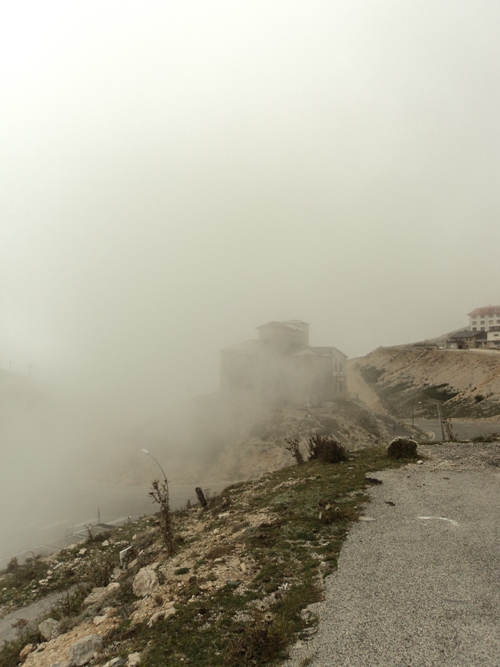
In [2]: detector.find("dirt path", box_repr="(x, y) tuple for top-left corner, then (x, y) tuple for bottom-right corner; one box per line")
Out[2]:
(347, 357), (387, 413)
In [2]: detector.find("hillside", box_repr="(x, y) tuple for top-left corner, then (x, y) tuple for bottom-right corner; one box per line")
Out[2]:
(348, 347), (500, 420)
(0, 445), (412, 667)
(100, 396), (404, 488)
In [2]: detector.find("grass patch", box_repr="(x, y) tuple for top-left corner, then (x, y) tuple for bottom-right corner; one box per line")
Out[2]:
(93, 446), (414, 666)
(0, 445), (416, 667)
(471, 433), (500, 443)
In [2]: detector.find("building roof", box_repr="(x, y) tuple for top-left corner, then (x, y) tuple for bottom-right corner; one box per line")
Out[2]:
(449, 330), (482, 339)
(221, 340), (349, 358)
(309, 346), (348, 358)
(290, 348), (316, 357)
(256, 320), (308, 331)
(468, 306), (500, 317)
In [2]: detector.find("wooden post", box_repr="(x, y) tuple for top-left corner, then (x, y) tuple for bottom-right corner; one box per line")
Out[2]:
(195, 487), (208, 507)
(437, 403), (446, 441)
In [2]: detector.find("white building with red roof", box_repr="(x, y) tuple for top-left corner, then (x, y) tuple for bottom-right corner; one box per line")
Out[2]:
(468, 306), (500, 332)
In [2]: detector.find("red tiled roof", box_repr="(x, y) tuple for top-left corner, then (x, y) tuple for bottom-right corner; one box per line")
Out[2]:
(468, 306), (500, 317)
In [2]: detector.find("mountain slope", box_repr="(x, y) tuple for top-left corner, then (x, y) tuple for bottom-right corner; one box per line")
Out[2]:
(348, 347), (500, 419)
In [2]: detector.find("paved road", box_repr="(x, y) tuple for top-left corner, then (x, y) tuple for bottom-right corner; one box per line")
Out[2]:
(413, 420), (500, 441)
(287, 462), (500, 666)
(0, 481), (232, 568)
(0, 589), (75, 645)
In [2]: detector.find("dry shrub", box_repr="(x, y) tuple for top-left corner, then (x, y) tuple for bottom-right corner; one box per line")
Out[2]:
(223, 617), (290, 666)
(149, 479), (175, 556)
(305, 435), (347, 463)
(285, 438), (305, 464)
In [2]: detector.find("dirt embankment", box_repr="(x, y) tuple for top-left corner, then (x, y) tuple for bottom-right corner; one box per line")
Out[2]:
(348, 347), (500, 419)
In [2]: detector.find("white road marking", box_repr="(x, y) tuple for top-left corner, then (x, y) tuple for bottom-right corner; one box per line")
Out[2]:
(418, 516), (458, 526)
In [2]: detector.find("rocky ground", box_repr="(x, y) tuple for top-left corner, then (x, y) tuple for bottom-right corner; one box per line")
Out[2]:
(0, 443), (414, 667)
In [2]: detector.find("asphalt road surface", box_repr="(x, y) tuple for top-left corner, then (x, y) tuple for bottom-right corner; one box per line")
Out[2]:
(0, 480), (231, 568)
(0, 589), (74, 646)
(413, 420), (500, 441)
(287, 462), (500, 666)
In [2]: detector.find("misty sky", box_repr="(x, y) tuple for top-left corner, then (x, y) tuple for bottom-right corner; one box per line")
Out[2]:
(1, 1), (500, 416)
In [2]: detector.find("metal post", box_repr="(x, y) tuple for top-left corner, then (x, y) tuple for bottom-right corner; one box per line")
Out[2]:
(142, 449), (169, 492)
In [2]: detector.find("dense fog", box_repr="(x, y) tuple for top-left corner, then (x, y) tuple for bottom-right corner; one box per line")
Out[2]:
(1, 1), (500, 563)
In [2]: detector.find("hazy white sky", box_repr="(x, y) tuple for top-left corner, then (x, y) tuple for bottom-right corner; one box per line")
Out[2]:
(1, 0), (500, 415)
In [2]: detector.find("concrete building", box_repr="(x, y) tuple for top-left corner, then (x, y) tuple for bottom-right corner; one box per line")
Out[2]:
(221, 320), (347, 405)
(487, 326), (500, 348)
(446, 329), (486, 349)
(469, 306), (500, 332)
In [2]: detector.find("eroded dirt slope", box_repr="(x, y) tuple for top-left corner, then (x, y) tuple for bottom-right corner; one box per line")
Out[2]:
(348, 347), (500, 419)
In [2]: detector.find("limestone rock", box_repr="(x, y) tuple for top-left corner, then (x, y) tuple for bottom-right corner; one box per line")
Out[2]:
(126, 652), (141, 666)
(68, 634), (103, 666)
(83, 582), (120, 608)
(83, 587), (106, 608)
(19, 643), (34, 663)
(147, 611), (164, 627)
(38, 617), (59, 641)
(132, 567), (158, 597)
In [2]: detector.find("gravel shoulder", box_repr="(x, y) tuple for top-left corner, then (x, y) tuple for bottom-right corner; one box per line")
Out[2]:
(287, 443), (500, 667)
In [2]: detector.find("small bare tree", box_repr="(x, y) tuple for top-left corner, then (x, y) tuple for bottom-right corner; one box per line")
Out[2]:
(149, 479), (175, 556)
(285, 437), (304, 464)
(442, 418), (456, 442)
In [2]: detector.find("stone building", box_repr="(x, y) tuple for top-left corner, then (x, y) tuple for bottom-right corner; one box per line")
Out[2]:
(220, 320), (347, 405)
(446, 329), (486, 350)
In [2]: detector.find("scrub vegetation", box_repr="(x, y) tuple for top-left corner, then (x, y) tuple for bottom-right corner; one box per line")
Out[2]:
(0, 445), (416, 667)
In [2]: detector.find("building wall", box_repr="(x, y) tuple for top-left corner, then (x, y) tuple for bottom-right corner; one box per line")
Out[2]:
(487, 329), (500, 347)
(470, 311), (500, 331)
(221, 322), (347, 404)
